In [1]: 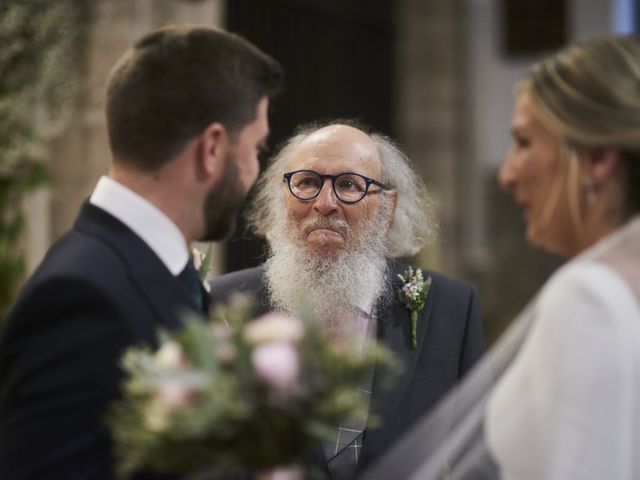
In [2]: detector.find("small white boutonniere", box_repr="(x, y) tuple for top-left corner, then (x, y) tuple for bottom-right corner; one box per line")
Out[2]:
(397, 267), (432, 348)
(191, 244), (214, 292)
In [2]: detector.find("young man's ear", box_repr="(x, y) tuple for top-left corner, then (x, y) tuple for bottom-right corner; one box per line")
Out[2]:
(198, 122), (229, 179)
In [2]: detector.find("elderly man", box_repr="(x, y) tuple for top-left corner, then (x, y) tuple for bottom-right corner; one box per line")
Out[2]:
(210, 122), (484, 479)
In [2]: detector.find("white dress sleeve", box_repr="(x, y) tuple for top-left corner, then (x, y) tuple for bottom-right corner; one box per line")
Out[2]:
(486, 261), (640, 480)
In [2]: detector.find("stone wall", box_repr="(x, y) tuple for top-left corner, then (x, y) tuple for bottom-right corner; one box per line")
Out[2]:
(395, 0), (563, 344)
(395, 0), (467, 275)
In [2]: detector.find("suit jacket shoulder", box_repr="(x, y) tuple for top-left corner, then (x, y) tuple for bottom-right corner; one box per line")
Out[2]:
(209, 265), (270, 316)
(0, 201), (188, 480)
(209, 265), (265, 298)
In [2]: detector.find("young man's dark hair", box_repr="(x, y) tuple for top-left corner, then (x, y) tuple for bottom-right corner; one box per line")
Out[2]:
(106, 25), (283, 170)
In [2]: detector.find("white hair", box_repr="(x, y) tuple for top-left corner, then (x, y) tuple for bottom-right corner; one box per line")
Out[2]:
(245, 121), (436, 258)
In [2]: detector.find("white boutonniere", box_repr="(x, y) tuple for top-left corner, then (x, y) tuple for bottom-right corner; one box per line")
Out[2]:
(191, 244), (214, 292)
(397, 267), (432, 348)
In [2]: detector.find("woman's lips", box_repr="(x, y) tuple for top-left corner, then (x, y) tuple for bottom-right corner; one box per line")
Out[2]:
(517, 202), (530, 222)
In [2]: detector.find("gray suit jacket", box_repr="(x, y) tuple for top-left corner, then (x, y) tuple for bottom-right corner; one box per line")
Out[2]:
(209, 259), (484, 478)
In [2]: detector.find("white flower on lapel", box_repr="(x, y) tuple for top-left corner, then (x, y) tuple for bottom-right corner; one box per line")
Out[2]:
(397, 267), (432, 348)
(191, 245), (213, 292)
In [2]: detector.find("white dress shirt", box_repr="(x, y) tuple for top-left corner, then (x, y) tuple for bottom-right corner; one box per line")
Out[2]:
(89, 175), (189, 275)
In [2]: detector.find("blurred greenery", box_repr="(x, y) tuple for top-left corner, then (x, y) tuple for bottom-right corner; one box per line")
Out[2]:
(0, 0), (85, 319)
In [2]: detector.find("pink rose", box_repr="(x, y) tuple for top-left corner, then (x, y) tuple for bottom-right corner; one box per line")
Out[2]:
(156, 379), (195, 410)
(251, 342), (299, 391)
(145, 379), (195, 432)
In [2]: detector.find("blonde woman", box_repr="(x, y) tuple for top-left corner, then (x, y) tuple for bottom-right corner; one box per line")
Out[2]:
(364, 34), (640, 480)
(487, 34), (640, 480)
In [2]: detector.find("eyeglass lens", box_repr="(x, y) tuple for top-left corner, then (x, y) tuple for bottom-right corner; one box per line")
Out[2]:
(289, 171), (368, 202)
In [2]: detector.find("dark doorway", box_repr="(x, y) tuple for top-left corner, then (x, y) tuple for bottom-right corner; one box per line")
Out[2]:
(224, 0), (396, 273)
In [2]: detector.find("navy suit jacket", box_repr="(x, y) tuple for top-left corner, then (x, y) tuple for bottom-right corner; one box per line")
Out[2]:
(209, 261), (485, 477)
(0, 202), (203, 479)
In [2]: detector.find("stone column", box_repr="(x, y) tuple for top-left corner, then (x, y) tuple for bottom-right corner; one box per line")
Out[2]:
(394, 0), (466, 275)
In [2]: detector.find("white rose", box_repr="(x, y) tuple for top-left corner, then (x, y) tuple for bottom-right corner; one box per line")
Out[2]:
(244, 314), (304, 345)
(144, 400), (170, 432)
(154, 341), (186, 370)
(191, 247), (206, 270)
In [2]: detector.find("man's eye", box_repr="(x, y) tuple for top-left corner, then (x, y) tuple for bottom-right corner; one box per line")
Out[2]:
(339, 181), (357, 190)
(337, 178), (364, 191)
(298, 177), (320, 188)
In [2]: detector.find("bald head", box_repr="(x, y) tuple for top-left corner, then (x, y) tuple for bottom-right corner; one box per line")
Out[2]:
(286, 125), (382, 179)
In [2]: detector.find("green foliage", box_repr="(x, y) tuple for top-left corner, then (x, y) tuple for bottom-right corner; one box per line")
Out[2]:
(0, 161), (49, 317)
(0, 0), (84, 318)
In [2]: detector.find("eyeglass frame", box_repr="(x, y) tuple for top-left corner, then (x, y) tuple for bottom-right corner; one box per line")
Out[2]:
(282, 169), (391, 204)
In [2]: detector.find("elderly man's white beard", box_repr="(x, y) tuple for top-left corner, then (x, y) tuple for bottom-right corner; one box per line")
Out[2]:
(264, 211), (391, 331)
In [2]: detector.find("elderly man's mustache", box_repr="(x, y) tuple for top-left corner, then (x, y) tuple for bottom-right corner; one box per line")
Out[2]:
(302, 218), (351, 239)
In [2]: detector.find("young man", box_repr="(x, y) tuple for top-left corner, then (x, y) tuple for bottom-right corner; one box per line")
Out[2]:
(0, 25), (283, 479)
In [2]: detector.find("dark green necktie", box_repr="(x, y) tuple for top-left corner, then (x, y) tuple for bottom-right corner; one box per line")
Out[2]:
(177, 261), (203, 312)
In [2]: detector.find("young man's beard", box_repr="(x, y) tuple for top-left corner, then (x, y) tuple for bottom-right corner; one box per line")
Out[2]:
(200, 153), (246, 242)
(264, 204), (392, 330)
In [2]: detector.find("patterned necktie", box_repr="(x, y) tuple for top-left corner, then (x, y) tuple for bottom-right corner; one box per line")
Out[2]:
(322, 310), (377, 479)
(177, 260), (204, 312)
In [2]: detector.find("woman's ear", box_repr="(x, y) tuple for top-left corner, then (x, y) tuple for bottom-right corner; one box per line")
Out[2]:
(198, 122), (229, 179)
(587, 148), (621, 185)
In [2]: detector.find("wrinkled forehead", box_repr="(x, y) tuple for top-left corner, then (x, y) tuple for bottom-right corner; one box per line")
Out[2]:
(287, 125), (382, 177)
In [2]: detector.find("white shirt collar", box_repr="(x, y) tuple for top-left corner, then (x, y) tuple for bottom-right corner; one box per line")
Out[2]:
(89, 175), (189, 275)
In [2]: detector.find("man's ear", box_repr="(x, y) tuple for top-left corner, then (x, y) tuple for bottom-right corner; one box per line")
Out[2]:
(586, 148), (621, 185)
(384, 189), (399, 232)
(198, 122), (229, 179)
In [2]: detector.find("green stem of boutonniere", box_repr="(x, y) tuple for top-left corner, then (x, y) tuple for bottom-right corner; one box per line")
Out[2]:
(410, 309), (418, 348)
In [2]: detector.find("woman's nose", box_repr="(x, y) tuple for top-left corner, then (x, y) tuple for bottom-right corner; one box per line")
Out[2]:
(498, 153), (517, 192)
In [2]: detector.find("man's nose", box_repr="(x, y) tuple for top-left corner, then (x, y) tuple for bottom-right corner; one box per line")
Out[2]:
(313, 179), (338, 215)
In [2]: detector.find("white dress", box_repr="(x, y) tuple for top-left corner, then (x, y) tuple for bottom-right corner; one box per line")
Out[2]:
(486, 217), (640, 480)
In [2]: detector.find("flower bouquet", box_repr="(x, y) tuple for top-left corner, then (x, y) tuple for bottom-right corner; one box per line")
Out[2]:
(109, 296), (396, 479)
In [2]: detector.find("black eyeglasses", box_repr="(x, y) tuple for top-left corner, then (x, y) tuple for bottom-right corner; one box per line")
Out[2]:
(283, 169), (390, 204)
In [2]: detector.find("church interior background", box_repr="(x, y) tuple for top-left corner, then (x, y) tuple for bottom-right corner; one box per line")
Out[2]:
(2, 0), (637, 343)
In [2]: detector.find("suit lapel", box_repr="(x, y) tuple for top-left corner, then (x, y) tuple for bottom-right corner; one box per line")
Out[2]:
(253, 270), (271, 317)
(358, 262), (436, 471)
(74, 201), (194, 332)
